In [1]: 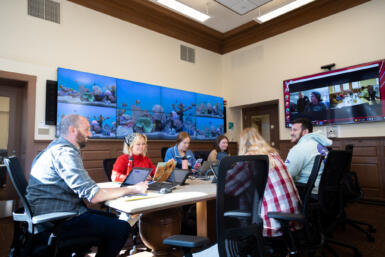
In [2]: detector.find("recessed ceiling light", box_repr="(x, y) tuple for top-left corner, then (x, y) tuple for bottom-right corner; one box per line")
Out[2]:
(157, 0), (210, 23)
(255, 0), (315, 23)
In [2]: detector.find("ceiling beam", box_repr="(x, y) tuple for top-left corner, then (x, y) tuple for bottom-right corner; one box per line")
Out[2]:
(221, 0), (370, 54)
(68, 0), (370, 55)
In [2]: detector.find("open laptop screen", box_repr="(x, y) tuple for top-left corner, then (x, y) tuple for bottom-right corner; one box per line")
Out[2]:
(121, 167), (152, 186)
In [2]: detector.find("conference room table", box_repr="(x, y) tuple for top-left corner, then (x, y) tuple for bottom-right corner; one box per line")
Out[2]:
(99, 179), (216, 256)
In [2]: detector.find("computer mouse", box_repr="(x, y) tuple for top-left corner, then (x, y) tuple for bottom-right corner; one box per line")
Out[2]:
(159, 187), (172, 194)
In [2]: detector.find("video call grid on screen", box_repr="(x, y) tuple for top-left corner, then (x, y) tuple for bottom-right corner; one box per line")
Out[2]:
(57, 68), (224, 139)
(283, 60), (385, 127)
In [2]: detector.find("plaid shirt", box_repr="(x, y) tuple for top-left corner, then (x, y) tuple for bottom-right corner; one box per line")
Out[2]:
(26, 137), (99, 216)
(226, 154), (301, 237)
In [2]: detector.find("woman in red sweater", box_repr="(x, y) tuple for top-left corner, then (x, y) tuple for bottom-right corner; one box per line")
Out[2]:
(111, 133), (156, 182)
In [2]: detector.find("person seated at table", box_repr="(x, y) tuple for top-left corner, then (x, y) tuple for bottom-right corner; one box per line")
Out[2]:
(164, 132), (201, 171)
(227, 127), (302, 237)
(207, 135), (229, 162)
(112, 133), (156, 182)
(26, 114), (148, 257)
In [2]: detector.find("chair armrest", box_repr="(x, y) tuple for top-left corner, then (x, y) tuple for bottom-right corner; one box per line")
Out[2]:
(267, 212), (304, 222)
(163, 235), (210, 248)
(31, 212), (77, 224)
(224, 210), (251, 218)
(295, 182), (306, 189)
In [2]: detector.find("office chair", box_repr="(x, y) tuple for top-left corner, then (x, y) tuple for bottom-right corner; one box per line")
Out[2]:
(165, 155), (325, 257)
(161, 147), (168, 162)
(316, 150), (362, 257)
(295, 154), (324, 201)
(0, 149), (7, 188)
(164, 155), (269, 257)
(341, 144), (375, 241)
(267, 155), (325, 257)
(4, 156), (101, 257)
(102, 158), (116, 182)
(192, 150), (210, 162)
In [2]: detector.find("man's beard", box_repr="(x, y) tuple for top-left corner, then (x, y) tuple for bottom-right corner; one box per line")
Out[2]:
(77, 134), (87, 149)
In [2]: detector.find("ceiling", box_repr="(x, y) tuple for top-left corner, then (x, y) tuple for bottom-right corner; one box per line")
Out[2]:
(68, 0), (370, 54)
(150, 0), (293, 33)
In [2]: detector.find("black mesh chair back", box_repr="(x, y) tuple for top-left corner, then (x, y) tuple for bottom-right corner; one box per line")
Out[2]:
(217, 155), (269, 257)
(102, 158), (116, 182)
(301, 154), (324, 212)
(4, 156), (33, 219)
(0, 149), (7, 163)
(193, 150), (210, 162)
(317, 150), (351, 228)
(345, 144), (354, 171)
(161, 147), (168, 162)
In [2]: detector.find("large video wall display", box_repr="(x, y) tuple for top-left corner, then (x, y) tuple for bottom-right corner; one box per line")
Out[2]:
(57, 68), (224, 139)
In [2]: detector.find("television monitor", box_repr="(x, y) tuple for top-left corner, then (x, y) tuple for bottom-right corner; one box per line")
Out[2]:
(284, 59), (385, 127)
(57, 68), (225, 140)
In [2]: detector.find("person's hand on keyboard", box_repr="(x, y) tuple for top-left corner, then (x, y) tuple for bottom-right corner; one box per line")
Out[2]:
(132, 181), (148, 194)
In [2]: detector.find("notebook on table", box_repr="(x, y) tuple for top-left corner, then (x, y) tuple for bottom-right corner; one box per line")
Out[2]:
(120, 167), (152, 187)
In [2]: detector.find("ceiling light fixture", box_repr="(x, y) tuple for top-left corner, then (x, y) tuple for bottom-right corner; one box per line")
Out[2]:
(254, 0), (315, 24)
(157, 0), (210, 23)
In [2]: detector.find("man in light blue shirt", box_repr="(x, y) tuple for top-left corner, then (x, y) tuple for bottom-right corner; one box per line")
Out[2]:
(285, 118), (332, 194)
(26, 114), (148, 257)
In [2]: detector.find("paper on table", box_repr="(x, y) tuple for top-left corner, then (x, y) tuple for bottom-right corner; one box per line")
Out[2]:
(123, 192), (161, 201)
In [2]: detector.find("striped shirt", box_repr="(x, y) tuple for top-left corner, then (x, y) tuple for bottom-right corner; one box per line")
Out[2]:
(225, 153), (301, 237)
(26, 137), (99, 216)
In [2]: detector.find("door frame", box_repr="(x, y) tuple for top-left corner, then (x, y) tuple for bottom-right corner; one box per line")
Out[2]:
(242, 100), (280, 150)
(0, 70), (36, 175)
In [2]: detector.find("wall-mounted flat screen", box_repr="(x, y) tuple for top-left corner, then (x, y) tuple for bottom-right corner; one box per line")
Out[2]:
(283, 60), (385, 127)
(57, 68), (224, 139)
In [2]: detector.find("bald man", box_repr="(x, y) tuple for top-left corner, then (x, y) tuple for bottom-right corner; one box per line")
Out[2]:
(26, 114), (148, 257)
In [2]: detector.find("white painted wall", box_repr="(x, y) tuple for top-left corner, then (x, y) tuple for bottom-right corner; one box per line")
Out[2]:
(0, 0), (222, 139)
(222, 0), (385, 140)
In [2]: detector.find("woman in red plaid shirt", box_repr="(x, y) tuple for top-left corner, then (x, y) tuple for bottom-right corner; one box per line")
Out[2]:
(227, 127), (302, 237)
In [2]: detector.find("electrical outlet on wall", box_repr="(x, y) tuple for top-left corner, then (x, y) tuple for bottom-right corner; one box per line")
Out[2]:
(326, 125), (338, 138)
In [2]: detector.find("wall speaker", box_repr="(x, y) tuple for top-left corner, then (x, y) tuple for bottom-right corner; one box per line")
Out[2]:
(45, 80), (57, 125)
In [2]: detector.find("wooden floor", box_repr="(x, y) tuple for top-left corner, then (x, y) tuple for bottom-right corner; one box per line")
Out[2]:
(0, 202), (384, 257)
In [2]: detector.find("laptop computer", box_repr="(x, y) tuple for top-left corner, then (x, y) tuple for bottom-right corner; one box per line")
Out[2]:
(148, 167), (190, 191)
(120, 167), (152, 187)
(199, 160), (218, 176)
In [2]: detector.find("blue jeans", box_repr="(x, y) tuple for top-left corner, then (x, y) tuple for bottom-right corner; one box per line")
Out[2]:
(59, 209), (131, 257)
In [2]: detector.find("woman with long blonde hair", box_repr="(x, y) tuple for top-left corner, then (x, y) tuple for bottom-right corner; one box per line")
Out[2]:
(111, 133), (156, 182)
(234, 127), (301, 237)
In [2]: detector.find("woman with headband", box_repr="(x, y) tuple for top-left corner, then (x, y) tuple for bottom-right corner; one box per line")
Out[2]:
(111, 133), (155, 182)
